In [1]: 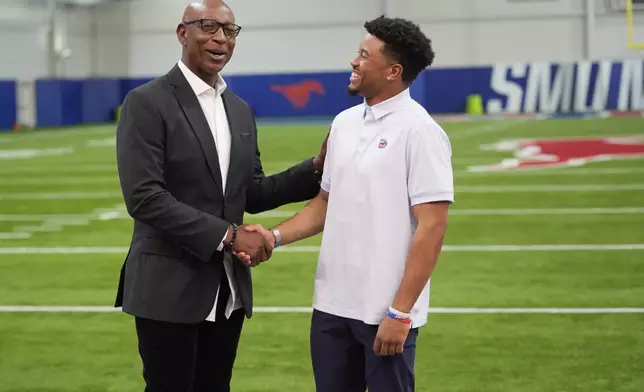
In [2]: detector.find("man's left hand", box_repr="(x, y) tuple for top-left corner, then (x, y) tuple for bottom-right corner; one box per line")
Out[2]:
(373, 316), (411, 356)
(312, 126), (330, 171)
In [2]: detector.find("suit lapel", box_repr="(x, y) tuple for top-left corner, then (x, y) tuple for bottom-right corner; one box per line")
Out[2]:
(169, 66), (224, 196)
(222, 91), (242, 197)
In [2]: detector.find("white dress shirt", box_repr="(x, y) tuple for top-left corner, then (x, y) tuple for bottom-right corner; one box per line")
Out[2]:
(177, 60), (242, 322)
(316, 88), (454, 328)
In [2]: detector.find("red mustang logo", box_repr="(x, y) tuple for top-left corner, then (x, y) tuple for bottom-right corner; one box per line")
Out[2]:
(270, 80), (325, 109)
(468, 135), (644, 171)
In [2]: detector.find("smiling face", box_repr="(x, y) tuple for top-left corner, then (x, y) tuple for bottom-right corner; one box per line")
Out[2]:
(347, 33), (400, 101)
(177, 1), (240, 82)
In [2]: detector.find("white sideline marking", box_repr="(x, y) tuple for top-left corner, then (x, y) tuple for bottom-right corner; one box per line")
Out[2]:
(1, 244), (643, 255)
(0, 192), (122, 200)
(0, 147), (73, 160)
(0, 306), (642, 314)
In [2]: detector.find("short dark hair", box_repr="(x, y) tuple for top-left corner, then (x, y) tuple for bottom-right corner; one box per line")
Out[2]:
(364, 15), (435, 84)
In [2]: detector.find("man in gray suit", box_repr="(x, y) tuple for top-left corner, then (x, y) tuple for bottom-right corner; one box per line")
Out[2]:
(114, 1), (327, 390)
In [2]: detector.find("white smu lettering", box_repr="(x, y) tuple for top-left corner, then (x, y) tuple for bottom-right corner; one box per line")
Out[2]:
(523, 63), (574, 113)
(574, 61), (612, 113)
(486, 63), (527, 114)
(488, 60), (639, 114)
(618, 59), (644, 111)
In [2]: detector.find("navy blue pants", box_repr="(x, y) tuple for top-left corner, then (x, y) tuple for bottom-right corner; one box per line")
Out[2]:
(310, 309), (419, 392)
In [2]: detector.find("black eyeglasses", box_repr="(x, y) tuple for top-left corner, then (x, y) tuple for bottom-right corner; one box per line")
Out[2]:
(182, 18), (242, 38)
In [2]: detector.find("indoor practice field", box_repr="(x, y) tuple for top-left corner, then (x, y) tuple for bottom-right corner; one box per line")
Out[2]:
(0, 116), (643, 391)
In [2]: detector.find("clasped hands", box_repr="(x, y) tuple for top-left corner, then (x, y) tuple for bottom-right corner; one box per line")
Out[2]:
(229, 224), (274, 267)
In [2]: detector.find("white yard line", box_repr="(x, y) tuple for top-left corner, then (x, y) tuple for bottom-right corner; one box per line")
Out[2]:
(0, 306), (641, 314)
(0, 184), (632, 200)
(5, 185), (636, 200)
(3, 168), (643, 186)
(2, 177), (117, 185)
(248, 207), (644, 219)
(451, 158), (503, 165)
(457, 167), (644, 176)
(0, 247), (128, 254)
(86, 137), (115, 147)
(0, 192), (122, 200)
(1, 162), (640, 177)
(0, 214), (91, 222)
(449, 207), (644, 215)
(0, 233), (32, 239)
(447, 119), (529, 140)
(0, 204), (127, 240)
(4, 207), (643, 224)
(0, 165), (116, 174)
(0, 127), (114, 143)
(0, 147), (74, 160)
(1, 244), (643, 255)
(456, 184), (644, 192)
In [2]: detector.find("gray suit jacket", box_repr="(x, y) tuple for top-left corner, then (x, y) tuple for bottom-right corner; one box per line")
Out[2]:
(114, 65), (321, 324)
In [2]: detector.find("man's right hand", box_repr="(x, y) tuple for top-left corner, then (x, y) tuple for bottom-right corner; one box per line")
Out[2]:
(231, 224), (275, 267)
(227, 224), (272, 267)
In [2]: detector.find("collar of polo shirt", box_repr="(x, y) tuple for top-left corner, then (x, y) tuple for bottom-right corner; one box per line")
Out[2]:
(363, 88), (411, 121)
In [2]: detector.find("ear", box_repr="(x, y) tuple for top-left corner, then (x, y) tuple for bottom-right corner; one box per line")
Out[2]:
(176, 24), (187, 46)
(388, 64), (403, 81)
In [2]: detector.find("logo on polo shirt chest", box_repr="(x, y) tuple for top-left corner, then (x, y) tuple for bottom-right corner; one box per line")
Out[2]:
(378, 138), (388, 149)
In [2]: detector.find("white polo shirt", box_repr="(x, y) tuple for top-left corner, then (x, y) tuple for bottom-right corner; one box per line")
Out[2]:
(314, 88), (454, 328)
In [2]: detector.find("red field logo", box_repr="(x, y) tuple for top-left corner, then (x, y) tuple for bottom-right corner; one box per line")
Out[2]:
(270, 80), (325, 109)
(468, 135), (644, 171)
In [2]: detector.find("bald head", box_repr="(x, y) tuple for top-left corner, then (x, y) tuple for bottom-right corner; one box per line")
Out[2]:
(177, 0), (238, 84)
(182, 0), (231, 22)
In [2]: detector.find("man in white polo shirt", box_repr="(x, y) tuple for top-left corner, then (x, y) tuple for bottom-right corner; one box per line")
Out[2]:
(238, 15), (453, 392)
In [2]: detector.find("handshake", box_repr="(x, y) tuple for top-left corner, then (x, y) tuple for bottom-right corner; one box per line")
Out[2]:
(226, 224), (275, 267)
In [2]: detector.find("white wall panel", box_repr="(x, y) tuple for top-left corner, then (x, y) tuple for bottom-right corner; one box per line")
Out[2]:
(121, 0), (380, 32)
(390, 0), (585, 19)
(89, 0), (644, 77)
(128, 33), (180, 77)
(0, 1), (93, 79)
(390, 0), (586, 66)
(594, 12), (642, 60)
(60, 6), (93, 78)
(94, 0), (380, 76)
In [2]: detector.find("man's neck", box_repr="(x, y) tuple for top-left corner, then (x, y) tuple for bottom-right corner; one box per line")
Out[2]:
(365, 86), (406, 106)
(182, 58), (218, 87)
